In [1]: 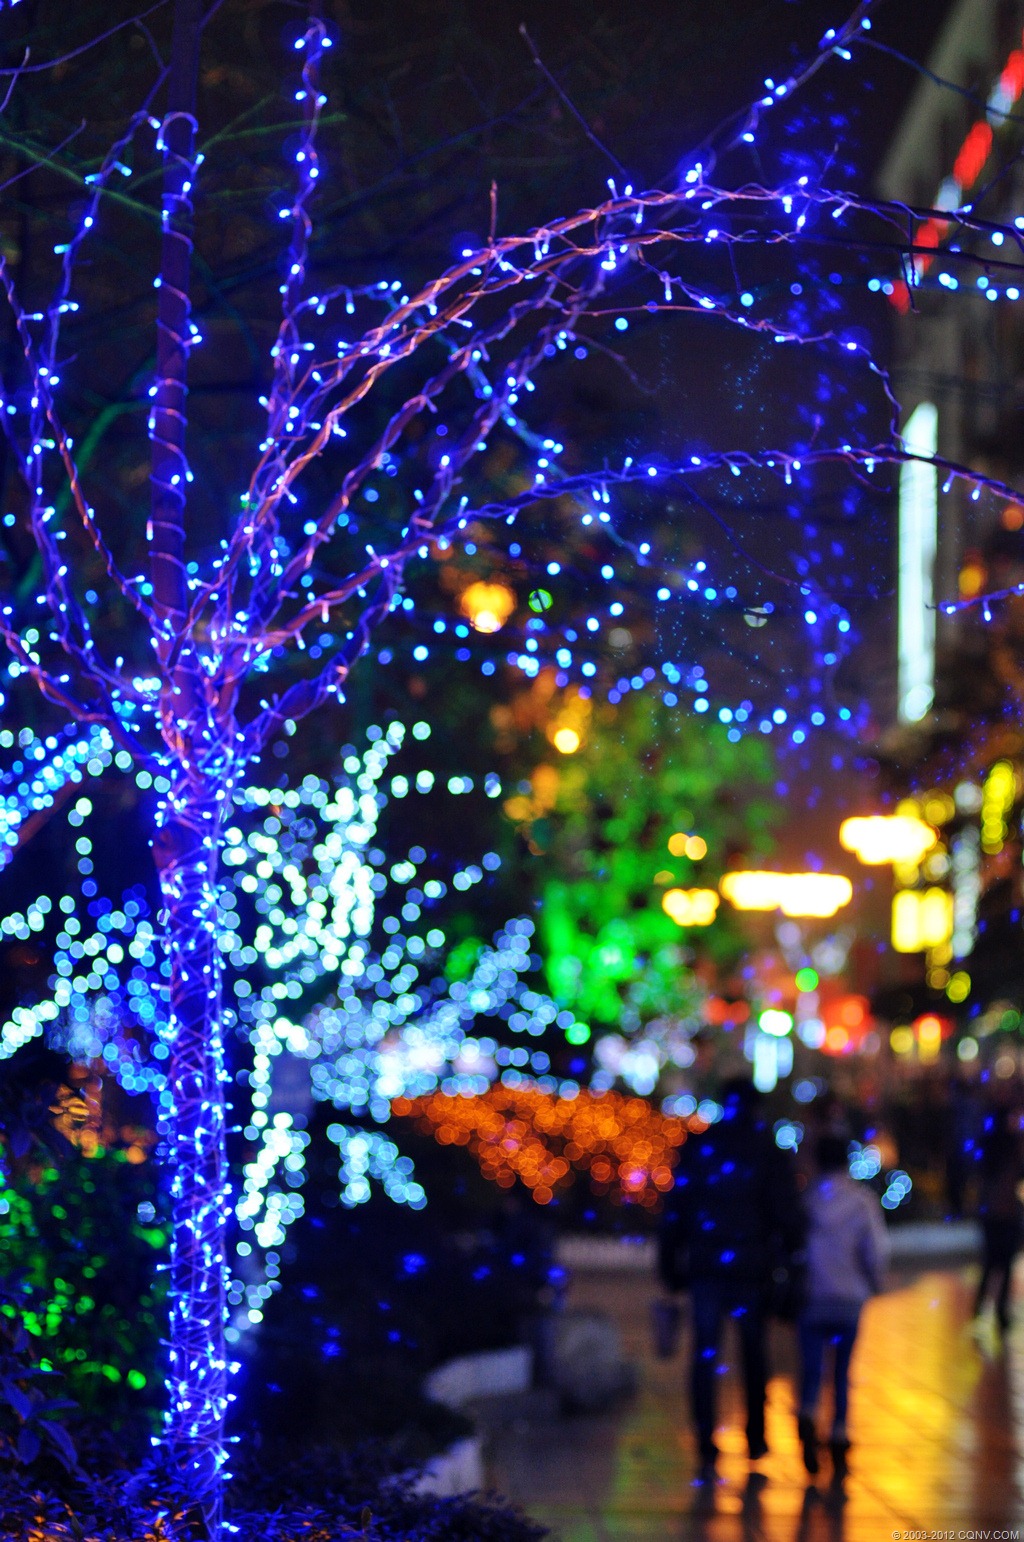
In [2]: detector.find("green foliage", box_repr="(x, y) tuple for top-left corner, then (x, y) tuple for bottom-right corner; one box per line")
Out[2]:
(443, 935), (485, 984)
(0, 1153), (167, 1435)
(0, 1310), (78, 1476)
(532, 693), (777, 1027)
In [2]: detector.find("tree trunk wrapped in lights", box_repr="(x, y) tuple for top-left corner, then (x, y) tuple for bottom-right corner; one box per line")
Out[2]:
(1, 0), (1022, 1531)
(153, 781), (231, 1515)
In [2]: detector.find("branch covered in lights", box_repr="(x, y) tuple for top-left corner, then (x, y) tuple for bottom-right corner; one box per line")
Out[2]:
(0, 0), (1013, 1521)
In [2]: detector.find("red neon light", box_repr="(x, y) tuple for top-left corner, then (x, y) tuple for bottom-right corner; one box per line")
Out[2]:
(916, 217), (948, 252)
(886, 29), (1024, 308)
(1000, 48), (1024, 103)
(953, 121), (993, 190)
(892, 215), (951, 310)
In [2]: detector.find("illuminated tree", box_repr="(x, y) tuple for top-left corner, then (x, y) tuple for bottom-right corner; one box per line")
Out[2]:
(0, 719), (576, 1341)
(5, 0), (1024, 1530)
(506, 691), (777, 1039)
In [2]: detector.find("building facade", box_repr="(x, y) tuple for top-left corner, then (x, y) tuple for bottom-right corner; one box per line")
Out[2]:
(876, 0), (1024, 1054)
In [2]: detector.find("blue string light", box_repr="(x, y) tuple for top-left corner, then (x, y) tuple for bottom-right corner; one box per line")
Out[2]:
(0, 719), (584, 1351)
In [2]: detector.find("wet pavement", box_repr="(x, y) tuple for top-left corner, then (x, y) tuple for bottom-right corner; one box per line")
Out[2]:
(485, 1252), (1024, 1541)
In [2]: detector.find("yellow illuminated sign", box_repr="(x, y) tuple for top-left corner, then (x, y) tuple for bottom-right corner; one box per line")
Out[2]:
(891, 887), (953, 952)
(719, 871), (853, 919)
(839, 814), (937, 866)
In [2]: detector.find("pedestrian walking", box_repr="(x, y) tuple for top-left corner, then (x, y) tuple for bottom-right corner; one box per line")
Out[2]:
(658, 1076), (803, 1484)
(971, 1089), (1024, 1337)
(796, 1132), (888, 1483)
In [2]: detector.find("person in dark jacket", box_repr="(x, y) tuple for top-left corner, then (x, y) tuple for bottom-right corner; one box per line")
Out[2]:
(972, 1091), (1024, 1335)
(658, 1076), (804, 1482)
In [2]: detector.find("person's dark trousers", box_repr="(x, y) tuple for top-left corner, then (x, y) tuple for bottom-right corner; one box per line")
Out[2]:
(975, 1217), (1022, 1328)
(689, 1278), (768, 1461)
(798, 1314), (858, 1437)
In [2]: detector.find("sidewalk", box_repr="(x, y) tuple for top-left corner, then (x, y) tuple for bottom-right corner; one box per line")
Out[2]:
(484, 1244), (1024, 1541)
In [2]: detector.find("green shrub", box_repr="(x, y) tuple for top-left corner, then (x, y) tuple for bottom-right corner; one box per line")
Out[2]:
(0, 1150), (166, 1437)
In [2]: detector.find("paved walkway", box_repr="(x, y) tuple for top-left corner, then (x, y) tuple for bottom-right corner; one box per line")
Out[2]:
(485, 1257), (1024, 1541)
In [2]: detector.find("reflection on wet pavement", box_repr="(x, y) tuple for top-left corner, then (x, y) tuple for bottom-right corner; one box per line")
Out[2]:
(486, 1261), (1024, 1541)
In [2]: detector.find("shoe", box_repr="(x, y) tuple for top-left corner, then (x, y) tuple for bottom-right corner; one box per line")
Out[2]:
(747, 1433), (769, 1461)
(798, 1414), (819, 1475)
(829, 1437), (850, 1485)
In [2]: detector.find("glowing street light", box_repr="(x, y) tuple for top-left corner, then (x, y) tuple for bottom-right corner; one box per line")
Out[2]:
(459, 580), (516, 633)
(719, 871), (853, 919)
(661, 888), (719, 927)
(839, 814), (937, 866)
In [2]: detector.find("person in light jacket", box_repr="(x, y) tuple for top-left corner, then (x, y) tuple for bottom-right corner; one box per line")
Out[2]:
(796, 1132), (888, 1482)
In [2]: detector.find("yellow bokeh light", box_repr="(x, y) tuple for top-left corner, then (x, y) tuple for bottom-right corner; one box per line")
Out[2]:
(891, 887), (953, 952)
(839, 814), (937, 866)
(459, 580), (516, 633)
(922, 792), (955, 826)
(668, 832), (707, 860)
(947, 971), (971, 1004)
(982, 760), (1016, 854)
(661, 888), (719, 927)
(545, 687), (591, 757)
(719, 871), (853, 918)
(916, 1014), (943, 1061)
(890, 1026), (914, 1055)
(958, 563), (986, 599)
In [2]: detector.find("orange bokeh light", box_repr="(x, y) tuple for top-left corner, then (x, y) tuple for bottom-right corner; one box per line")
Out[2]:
(393, 1086), (690, 1207)
(819, 994), (873, 1055)
(459, 580), (516, 633)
